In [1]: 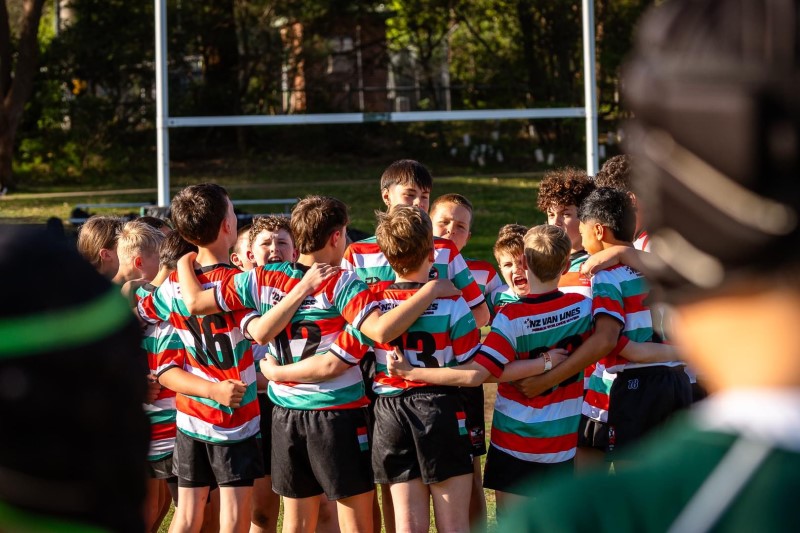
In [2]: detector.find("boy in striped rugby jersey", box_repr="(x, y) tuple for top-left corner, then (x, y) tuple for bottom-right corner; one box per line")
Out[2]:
(135, 231), (196, 531)
(536, 167), (595, 299)
(488, 223), (529, 313)
(388, 225), (586, 517)
(428, 192), (501, 528)
(367, 205), (487, 533)
(177, 196), (457, 533)
(341, 159), (490, 327)
(137, 184), (265, 532)
(229, 223), (255, 272)
(513, 187), (686, 467)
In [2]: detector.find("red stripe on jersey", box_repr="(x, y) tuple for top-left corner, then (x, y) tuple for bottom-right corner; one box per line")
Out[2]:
(593, 296), (625, 317)
(317, 397), (370, 410)
(621, 293), (648, 314)
(176, 393), (260, 428)
(492, 427), (579, 454)
(584, 389), (610, 411)
(451, 327), (481, 358)
(151, 423), (177, 441)
(357, 426), (368, 436)
(456, 411), (467, 421)
(474, 353), (504, 378)
(497, 379), (583, 408)
(153, 348), (185, 372)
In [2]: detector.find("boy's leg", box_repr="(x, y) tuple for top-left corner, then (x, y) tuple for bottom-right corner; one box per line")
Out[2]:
(173, 486), (211, 533)
(378, 484), (396, 533)
(199, 487), (220, 533)
(145, 477), (163, 532)
(388, 479), (431, 533)
(430, 473), (472, 533)
(218, 485), (254, 533)
(282, 496), (321, 533)
(468, 458), (487, 526)
(316, 495), (340, 533)
(336, 490), (375, 533)
(250, 476), (280, 533)
(156, 479), (173, 531)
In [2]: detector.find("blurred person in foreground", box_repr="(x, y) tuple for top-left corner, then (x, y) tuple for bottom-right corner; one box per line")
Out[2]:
(0, 226), (149, 532)
(505, 0), (800, 531)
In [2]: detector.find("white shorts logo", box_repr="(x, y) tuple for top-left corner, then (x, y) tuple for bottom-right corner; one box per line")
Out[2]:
(627, 378), (640, 390)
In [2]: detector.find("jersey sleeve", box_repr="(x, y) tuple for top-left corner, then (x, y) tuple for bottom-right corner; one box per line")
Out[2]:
(150, 324), (187, 376)
(474, 311), (517, 378)
(446, 245), (485, 309)
(591, 270), (625, 325)
(137, 280), (175, 325)
(332, 271), (381, 329)
(215, 268), (259, 313)
(328, 324), (373, 366)
(449, 298), (481, 364)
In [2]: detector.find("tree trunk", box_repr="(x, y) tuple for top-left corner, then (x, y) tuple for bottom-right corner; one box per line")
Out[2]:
(0, 0), (47, 191)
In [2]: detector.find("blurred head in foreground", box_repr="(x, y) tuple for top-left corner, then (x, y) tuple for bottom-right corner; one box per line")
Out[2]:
(0, 225), (149, 532)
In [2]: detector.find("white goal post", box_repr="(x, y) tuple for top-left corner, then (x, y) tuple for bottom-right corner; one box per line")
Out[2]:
(154, 0), (599, 207)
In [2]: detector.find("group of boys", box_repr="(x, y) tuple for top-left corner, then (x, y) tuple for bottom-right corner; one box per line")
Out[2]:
(88, 152), (699, 533)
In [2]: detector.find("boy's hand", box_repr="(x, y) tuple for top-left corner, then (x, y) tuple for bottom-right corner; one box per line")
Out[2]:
(210, 379), (247, 408)
(512, 374), (555, 398)
(121, 278), (147, 307)
(145, 374), (161, 404)
(259, 357), (281, 381)
(549, 348), (570, 368)
(177, 251), (198, 271)
(386, 347), (414, 378)
(298, 262), (339, 296)
(429, 278), (461, 298)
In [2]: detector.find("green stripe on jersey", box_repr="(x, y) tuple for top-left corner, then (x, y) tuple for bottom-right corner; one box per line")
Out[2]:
(269, 380), (365, 410)
(356, 265), (395, 282)
(493, 409), (581, 439)
(148, 410), (177, 425)
(0, 289), (131, 358)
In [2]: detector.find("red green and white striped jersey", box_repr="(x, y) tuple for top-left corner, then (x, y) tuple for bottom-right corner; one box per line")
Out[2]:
(465, 257), (502, 300)
(137, 264), (259, 444)
(487, 285), (520, 315)
(342, 236), (486, 309)
(582, 263), (653, 422)
(476, 291), (592, 464)
(136, 284), (178, 461)
(372, 283), (481, 396)
(215, 262), (379, 411)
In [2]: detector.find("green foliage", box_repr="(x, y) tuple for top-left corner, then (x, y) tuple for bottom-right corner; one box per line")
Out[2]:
(13, 0), (652, 188)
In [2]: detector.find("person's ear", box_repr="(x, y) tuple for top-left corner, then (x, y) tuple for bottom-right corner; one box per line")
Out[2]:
(381, 188), (392, 208)
(133, 256), (143, 270)
(593, 223), (605, 242)
(99, 248), (113, 263)
(246, 250), (256, 264)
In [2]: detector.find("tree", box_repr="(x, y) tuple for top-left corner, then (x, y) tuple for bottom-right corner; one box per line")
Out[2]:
(0, 0), (46, 192)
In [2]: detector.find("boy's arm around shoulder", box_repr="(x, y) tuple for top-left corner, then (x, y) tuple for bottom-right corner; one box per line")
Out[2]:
(386, 347), (570, 386)
(358, 278), (461, 344)
(620, 339), (681, 364)
(258, 352), (349, 383)
(513, 314), (623, 398)
(246, 262), (339, 344)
